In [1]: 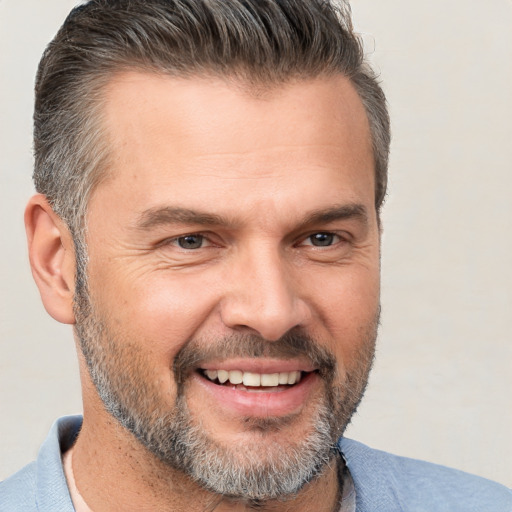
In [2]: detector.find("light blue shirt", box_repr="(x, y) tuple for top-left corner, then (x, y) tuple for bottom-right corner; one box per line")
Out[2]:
(1, 416), (511, 511)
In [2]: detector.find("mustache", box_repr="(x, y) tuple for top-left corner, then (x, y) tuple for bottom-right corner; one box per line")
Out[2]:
(173, 329), (337, 385)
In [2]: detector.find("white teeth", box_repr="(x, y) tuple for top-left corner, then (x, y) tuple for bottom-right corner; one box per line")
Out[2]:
(228, 370), (243, 385)
(261, 373), (279, 387)
(243, 372), (261, 387)
(203, 369), (304, 387)
(205, 370), (218, 381)
(287, 371), (298, 385)
(217, 370), (229, 383)
(278, 372), (289, 385)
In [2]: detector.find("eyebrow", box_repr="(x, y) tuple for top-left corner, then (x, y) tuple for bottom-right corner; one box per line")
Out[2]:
(136, 207), (236, 230)
(297, 204), (369, 230)
(135, 203), (369, 231)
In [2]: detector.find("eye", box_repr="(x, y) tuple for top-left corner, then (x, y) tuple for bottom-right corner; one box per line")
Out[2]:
(176, 234), (205, 249)
(304, 232), (340, 247)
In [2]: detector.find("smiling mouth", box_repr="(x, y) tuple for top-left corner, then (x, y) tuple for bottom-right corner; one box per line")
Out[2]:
(199, 369), (315, 392)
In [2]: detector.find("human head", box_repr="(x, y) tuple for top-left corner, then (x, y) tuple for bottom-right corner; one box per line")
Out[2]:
(33, 0), (390, 247)
(28, 0), (388, 504)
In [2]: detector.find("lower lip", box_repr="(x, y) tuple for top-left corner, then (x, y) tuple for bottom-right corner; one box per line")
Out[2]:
(192, 371), (319, 418)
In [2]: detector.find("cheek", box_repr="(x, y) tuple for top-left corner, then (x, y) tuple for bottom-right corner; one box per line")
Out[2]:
(312, 262), (379, 320)
(309, 265), (379, 362)
(89, 269), (222, 358)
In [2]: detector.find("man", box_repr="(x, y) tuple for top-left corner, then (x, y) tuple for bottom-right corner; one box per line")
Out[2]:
(0, 0), (510, 511)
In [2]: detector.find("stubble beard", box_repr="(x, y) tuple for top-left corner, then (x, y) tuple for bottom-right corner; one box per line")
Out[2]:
(74, 281), (378, 503)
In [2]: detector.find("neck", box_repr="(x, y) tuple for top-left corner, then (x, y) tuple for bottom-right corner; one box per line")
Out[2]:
(71, 411), (342, 512)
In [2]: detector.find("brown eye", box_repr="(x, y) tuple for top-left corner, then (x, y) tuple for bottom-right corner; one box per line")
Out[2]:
(177, 235), (204, 249)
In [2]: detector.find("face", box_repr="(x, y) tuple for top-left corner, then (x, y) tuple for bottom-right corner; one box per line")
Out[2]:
(75, 73), (380, 501)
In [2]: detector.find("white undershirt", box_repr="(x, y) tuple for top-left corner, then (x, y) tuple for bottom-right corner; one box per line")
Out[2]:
(62, 447), (94, 512)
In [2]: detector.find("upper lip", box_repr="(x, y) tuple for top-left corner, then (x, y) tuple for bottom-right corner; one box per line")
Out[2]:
(198, 358), (317, 374)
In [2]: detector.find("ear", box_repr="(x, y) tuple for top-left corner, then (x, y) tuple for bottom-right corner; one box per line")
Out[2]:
(25, 194), (76, 324)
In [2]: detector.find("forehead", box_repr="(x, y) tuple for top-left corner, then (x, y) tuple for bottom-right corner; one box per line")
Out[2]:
(91, 71), (375, 225)
(101, 71), (372, 155)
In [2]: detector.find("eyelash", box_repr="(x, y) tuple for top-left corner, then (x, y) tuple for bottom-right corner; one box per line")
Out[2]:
(161, 231), (346, 251)
(168, 233), (212, 250)
(298, 232), (343, 248)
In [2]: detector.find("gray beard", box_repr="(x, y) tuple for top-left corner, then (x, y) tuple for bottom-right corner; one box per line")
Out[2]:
(74, 283), (377, 503)
(142, 393), (337, 501)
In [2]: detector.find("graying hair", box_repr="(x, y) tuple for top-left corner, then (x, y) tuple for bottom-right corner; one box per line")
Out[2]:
(34, 0), (390, 246)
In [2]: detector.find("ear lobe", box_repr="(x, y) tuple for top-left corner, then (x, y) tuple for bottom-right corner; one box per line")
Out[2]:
(25, 194), (76, 324)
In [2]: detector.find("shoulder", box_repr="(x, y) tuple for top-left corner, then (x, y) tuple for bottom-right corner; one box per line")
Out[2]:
(0, 462), (38, 512)
(0, 416), (82, 512)
(339, 437), (512, 512)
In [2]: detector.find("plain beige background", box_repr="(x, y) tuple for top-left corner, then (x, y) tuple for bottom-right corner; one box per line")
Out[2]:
(1, 0), (511, 487)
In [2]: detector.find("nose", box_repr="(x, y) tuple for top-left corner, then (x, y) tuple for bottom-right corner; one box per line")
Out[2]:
(219, 243), (312, 341)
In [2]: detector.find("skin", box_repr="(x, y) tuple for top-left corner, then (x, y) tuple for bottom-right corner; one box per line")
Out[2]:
(25, 72), (380, 511)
